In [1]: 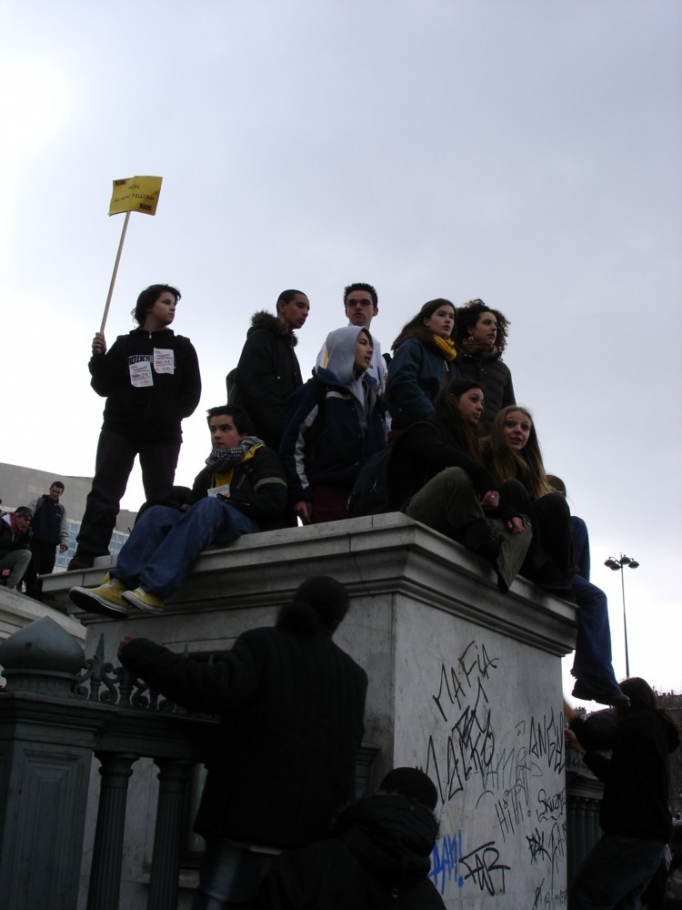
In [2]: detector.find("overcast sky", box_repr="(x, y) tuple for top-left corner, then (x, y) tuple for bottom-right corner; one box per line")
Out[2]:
(2, 1), (681, 693)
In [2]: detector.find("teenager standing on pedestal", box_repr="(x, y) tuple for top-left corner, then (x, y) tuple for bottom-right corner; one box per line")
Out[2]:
(69, 284), (201, 570)
(231, 289), (310, 451)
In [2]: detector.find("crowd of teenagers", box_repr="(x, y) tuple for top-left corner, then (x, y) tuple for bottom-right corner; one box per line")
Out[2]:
(69, 281), (623, 710)
(58, 282), (680, 909)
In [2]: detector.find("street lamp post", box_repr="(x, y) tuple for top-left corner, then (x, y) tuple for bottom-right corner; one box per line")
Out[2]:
(604, 554), (640, 678)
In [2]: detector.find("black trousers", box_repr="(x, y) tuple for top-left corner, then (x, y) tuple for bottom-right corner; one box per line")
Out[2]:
(75, 429), (181, 562)
(24, 540), (58, 597)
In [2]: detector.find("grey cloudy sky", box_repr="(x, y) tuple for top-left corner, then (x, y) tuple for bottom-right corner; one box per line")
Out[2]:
(2, 1), (681, 692)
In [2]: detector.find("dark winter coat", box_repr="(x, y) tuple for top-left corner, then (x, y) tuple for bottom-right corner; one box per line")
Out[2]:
(0, 517), (32, 559)
(386, 420), (499, 512)
(256, 795), (445, 909)
(189, 445), (288, 530)
(280, 371), (386, 503)
(28, 495), (67, 547)
(234, 311), (303, 449)
(385, 338), (459, 431)
(571, 709), (680, 841)
(120, 626), (367, 849)
(90, 327), (201, 444)
(457, 349), (515, 435)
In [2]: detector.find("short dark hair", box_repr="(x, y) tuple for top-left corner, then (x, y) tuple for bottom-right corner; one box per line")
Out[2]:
(14, 506), (33, 519)
(276, 289), (307, 311)
(50, 481), (65, 491)
(344, 282), (378, 307)
(131, 284), (181, 326)
(206, 405), (254, 436)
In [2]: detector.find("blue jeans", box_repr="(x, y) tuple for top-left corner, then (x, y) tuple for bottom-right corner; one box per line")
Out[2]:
(571, 834), (665, 909)
(191, 840), (274, 910)
(571, 574), (621, 693)
(571, 515), (591, 580)
(111, 498), (259, 598)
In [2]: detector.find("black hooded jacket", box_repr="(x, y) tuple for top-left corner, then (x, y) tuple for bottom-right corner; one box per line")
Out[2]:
(89, 327), (201, 443)
(571, 708), (680, 841)
(256, 795), (446, 909)
(234, 311), (303, 449)
(120, 625), (367, 849)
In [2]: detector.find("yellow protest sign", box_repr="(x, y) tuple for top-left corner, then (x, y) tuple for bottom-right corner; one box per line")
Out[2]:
(108, 175), (163, 216)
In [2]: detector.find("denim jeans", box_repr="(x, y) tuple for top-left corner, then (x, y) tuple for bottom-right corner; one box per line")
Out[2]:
(571, 515), (591, 580)
(570, 575), (621, 693)
(112, 498), (259, 598)
(570, 834), (665, 909)
(191, 840), (274, 910)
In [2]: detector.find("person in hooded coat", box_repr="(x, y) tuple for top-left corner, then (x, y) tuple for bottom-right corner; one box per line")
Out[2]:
(565, 678), (680, 909)
(255, 767), (446, 910)
(279, 326), (386, 524)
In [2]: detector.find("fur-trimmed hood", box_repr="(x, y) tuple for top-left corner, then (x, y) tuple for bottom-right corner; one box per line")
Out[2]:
(247, 310), (299, 346)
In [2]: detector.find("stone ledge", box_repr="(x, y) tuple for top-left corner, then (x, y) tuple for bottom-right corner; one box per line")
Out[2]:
(44, 512), (576, 657)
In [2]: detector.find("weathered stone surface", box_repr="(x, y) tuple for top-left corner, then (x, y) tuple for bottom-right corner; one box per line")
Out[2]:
(43, 514), (576, 909)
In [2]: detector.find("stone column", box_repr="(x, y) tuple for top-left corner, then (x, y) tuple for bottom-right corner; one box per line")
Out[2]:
(87, 751), (139, 910)
(147, 758), (195, 910)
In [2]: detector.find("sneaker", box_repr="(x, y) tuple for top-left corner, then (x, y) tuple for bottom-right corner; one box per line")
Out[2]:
(69, 574), (131, 618)
(122, 587), (165, 614)
(67, 557), (93, 571)
(572, 679), (630, 709)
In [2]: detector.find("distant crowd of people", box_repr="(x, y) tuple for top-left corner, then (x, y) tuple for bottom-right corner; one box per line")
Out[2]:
(1, 280), (675, 908)
(0, 480), (68, 599)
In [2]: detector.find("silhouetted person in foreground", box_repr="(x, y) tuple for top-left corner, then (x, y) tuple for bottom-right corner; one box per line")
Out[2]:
(565, 677), (680, 908)
(118, 576), (367, 910)
(256, 766), (446, 909)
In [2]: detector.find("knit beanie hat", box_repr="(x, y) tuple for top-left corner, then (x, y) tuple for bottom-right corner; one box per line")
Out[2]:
(294, 576), (349, 629)
(277, 576), (349, 635)
(380, 767), (439, 810)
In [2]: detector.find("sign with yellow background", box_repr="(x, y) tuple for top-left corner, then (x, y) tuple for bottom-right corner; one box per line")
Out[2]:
(108, 175), (163, 216)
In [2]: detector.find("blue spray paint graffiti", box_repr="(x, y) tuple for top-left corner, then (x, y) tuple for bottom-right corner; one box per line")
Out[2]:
(430, 830), (511, 896)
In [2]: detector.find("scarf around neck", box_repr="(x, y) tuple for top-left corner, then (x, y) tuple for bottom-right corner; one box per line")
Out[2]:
(461, 336), (499, 359)
(204, 436), (263, 474)
(431, 333), (457, 361)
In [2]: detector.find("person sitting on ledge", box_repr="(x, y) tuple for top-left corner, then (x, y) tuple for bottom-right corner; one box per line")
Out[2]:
(545, 474), (627, 709)
(280, 325), (386, 525)
(255, 766), (446, 909)
(386, 378), (532, 594)
(0, 506), (33, 591)
(69, 405), (288, 617)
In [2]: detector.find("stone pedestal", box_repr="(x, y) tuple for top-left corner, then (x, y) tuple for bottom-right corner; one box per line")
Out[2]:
(48, 513), (577, 909)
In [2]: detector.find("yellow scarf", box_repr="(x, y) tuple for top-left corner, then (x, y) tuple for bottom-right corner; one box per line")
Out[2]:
(431, 334), (457, 361)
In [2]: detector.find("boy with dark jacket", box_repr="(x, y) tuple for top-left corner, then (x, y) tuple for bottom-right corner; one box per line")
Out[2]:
(231, 290), (309, 450)
(0, 507), (33, 590)
(256, 767), (446, 909)
(70, 405), (287, 616)
(25, 481), (68, 598)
